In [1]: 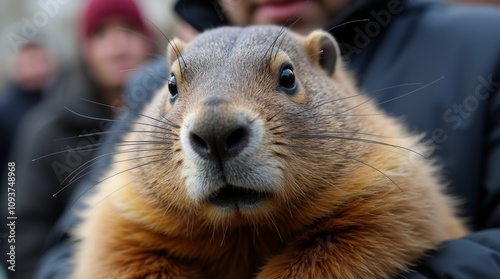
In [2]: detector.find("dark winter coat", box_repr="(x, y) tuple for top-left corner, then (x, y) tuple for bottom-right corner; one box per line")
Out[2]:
(0, 83), (44, 166)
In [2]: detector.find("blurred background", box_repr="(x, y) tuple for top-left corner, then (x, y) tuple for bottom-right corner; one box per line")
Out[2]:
(0, 0), (177, 88)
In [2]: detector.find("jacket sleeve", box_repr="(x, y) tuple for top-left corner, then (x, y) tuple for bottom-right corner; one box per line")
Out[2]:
(399, 230), (500, 278)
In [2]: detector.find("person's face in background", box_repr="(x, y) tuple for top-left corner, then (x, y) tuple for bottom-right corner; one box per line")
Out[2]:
(219, 0), (350, 34)
(9, 44), (56, 92)
(83, 18), (151, 91)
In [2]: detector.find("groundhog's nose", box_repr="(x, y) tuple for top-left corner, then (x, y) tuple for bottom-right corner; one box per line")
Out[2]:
(185, 98), (255, 160)
(188, 125), (250, 159)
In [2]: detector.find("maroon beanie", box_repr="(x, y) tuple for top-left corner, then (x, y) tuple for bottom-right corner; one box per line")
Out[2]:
(81, 0), (152, 40)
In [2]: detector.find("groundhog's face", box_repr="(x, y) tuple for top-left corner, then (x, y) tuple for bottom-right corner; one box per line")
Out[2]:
(130, 26), (367, 228)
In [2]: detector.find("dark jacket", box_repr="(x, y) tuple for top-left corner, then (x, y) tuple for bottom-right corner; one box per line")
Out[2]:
(0, 78), (62, 278)
(1, 65), (115, 279)
(36, 0), (500, 278)
(0, 83), (44, 166)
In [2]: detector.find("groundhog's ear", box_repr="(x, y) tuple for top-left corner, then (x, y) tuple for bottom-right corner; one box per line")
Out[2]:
(167, 38), (186, 66)
(304, 30), (340, 76)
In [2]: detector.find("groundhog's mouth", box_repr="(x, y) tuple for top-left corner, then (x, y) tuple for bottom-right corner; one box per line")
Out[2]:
(208, 185), (270, 209)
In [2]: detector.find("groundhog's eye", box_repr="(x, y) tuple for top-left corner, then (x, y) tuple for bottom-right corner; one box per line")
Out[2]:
(278, 64), (297, 94)
(168, 74), (178, 100)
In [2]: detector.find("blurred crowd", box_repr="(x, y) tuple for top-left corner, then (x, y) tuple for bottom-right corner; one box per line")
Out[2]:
(0, 0), (500, 278)
(0, 0), (165, 278)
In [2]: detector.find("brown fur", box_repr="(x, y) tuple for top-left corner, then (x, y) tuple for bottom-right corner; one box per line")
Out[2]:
(71, 26), (467, 279)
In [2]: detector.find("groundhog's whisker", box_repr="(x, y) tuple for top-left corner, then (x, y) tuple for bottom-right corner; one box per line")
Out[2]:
(61, 152), (167, 194)
(285, 130), (394, 138)
(264, 11), (303, 62)
(273, 28), (289, 61)
(33, 140), (172, 162)
(283, 144), (328, 152)
(271, 113), (325, 132)
(77, 97), (126, 110)
(304, 82), (422, 114)
(144, 17), (187, 72)
(269, 121), (299, 132)
(270, 112), (330, 133)
(368, 83), (422, 94)
(321, 113), (386, 117)
(326, 19), (371, 32)
(270, 6), (304, 61)
(152, 108), (181, 129)
(264, 27), (286, 61)
(339, 94), (390, 115)
(265, 13), (301, 63)
(111, 140), (175, 149)
(266, 106), (285, 122)
(60, 148), (169, 185)
(53, 129), (175, 142)
(272, 98), (340, 124)
(118, 26), (166, 54)
(62, 147), (172, 186)
(290, 134), (423, 156)
(70, 156), (168, 209)
(342, 78), (443, 114)
(372, 77), (444, 108)
(352, 156), (401, 191)
(265, 212), (283, 243)
(272, 112), (396, 133)
(282, 83), (420, 118)
(270, 114), (312, 131)
(220, 222), (229, 246)
(32, 144), (103, 162)
(71, 100), (179, 129)
(329, 150), (402, 191)
(64, 106), (178, 132)
(136, 114), (179, 130)
(33, 141), (166, 162)
(55, 152), (166, 198)
(76, 98), (179, 129)
(141, 135), (176, 143)
(250, 218), (258, 244)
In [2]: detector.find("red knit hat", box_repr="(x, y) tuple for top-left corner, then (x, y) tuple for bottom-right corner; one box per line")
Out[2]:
(81, 0), (152, 40)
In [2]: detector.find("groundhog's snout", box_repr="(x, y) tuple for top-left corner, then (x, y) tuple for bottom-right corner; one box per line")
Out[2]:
(184, 97), (260, 162)
(179, 97), (282, 206)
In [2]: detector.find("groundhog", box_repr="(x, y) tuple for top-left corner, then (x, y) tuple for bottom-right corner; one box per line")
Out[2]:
(71, 26), (467, 279)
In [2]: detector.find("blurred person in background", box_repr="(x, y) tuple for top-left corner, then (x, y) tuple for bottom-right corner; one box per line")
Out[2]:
(0, 38), (60, 279)
(0, 0), (155, 278)
(0, 33), (59, 168)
